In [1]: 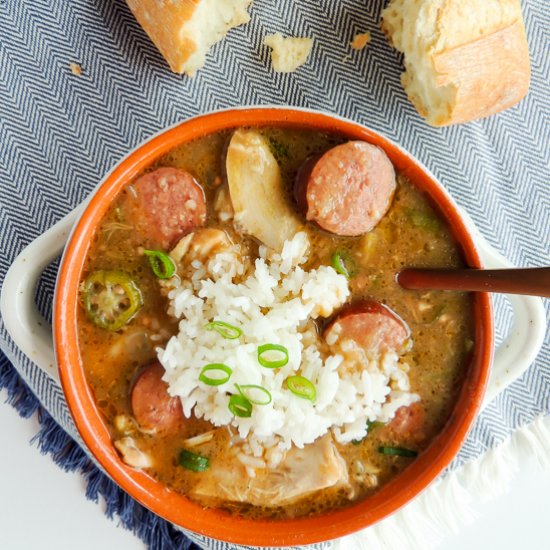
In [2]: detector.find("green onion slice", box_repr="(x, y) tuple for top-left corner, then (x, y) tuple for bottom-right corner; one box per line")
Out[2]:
(143, 249), (176, 279)
(228, 394), (253, 418)
(286, 375), (316, 401)
(179, 449), (210, 472)
(235, 384), (272, 406)
(378, 446), (418, 458)
(199, 363), (232, 386)
(205, 320), (242, 339)
(331, 250), (356, 279)
(257, 344), (289, 368)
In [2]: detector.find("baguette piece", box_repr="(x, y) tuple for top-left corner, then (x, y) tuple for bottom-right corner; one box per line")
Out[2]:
(381, 0), (530, 126)
(126, 0), (252, 76)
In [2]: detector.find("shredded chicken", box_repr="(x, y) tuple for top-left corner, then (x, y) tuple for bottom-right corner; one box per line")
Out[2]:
(183, 430), (215, 447)
(350, 458), (379, 487)
(114, 414), (136, 435)
(170, 228), (234, 266)
(114, 437), (153, 469)
(191, 435), (350, 507)
(214, 186), (234, 222)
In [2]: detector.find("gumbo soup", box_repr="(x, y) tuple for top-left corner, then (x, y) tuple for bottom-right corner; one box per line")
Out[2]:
(78, 126), (474, 520)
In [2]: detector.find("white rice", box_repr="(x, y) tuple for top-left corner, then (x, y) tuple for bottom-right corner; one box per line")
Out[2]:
(157, 232), (418, 457)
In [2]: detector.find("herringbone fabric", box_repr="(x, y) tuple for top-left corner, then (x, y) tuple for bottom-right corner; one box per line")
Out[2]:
(0, 0), (548, 548)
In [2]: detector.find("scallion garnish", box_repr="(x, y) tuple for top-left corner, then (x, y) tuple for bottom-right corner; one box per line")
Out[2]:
(331, 250), (356, 279)
(285, 375), (316, 401)
(235, 384), (272, 406)
(205, 320), (242, 339)
(257, 344), (289, 368)
(378, 446), (418, 458)
(179, 449), (210, 472)
(199, 363), (232, 386)
(228, 394), (253, 418)
(143, 249), (176, 279)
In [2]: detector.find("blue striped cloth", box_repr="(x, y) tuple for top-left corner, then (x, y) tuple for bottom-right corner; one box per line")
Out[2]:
(0, 1), (548, 548)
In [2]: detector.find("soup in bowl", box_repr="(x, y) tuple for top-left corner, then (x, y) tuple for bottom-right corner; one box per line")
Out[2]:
(55, 108), (493, 546)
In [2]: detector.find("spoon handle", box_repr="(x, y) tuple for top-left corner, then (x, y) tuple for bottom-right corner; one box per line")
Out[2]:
(398, 267), (550, 298)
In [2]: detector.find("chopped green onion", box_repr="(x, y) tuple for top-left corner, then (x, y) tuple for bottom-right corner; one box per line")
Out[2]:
(235, 384), (272, 406)
(143, 249), (176, 279)
(331, 250), (356, 278)
(286, 375), (316, 401)
(378, 446), (418, 458)
(228, 394), (253, 418)
(351, 420), (385, 445)
(179, 449), (210, 472)
(205, 320), (242, 339)
(257, 344), (289, 369)
(199, 363), (232, 386)
(464, 338), (474, 353)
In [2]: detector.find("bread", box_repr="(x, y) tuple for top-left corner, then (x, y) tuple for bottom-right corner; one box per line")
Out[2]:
(350, 32), (371, 51)
(381, 0), (530, 126)
(263, 33), (313, 73)
(125, 0), (252, 76)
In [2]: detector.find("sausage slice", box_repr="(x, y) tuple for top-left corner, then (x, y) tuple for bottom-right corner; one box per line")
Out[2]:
(382, 403), (426, 444)
(127, 167), (207, 248)
(295, 141), (396, 236)
(324, 300), (410, 356)
(131, 362), (184, 434)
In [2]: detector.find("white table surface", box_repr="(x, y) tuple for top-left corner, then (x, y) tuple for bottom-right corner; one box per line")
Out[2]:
(1, 392), (549, 550)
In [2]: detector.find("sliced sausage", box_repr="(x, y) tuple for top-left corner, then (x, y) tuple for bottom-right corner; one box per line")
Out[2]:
(382, 403), (426, 443)
(131, 362), (184, 434)
(295, 141), (396, 236)
(126, 167), (207, 248)
(324, 300), (410, 356)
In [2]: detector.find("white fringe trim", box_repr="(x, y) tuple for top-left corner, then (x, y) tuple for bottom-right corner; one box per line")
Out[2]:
(333, 415), (550, 550)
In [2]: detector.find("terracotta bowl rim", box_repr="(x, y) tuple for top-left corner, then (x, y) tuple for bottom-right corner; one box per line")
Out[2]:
(54, 107), (494, 547)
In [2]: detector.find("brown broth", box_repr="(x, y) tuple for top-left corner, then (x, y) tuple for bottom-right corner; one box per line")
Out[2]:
(78, 127), (474, 520)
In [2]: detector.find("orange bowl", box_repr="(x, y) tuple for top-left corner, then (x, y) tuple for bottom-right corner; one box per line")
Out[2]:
(54, 108), (493, 547)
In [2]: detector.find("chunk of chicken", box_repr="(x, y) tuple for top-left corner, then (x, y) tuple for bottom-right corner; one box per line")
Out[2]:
(170, 227), (234, 266)
(226, 129), (302, 251)
(165, 227), (245, 284)
(114, 437), (153, 469)
(190, 434), (350, 507)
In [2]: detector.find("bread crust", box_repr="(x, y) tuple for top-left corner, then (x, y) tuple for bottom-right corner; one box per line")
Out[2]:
(125, 0), (251, 75)
(126, 0), (198, 74)
(381, 0), (531, 126)
(433, 20), (530, 125)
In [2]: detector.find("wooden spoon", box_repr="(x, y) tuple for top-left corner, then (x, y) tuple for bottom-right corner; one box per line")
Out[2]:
(397, 267), (550, 298)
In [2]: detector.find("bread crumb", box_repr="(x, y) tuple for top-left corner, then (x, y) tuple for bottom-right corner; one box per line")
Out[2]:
(69, 63), (82, 76)
(263, 33), (313, 73)
(350, 32), (371, 50)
